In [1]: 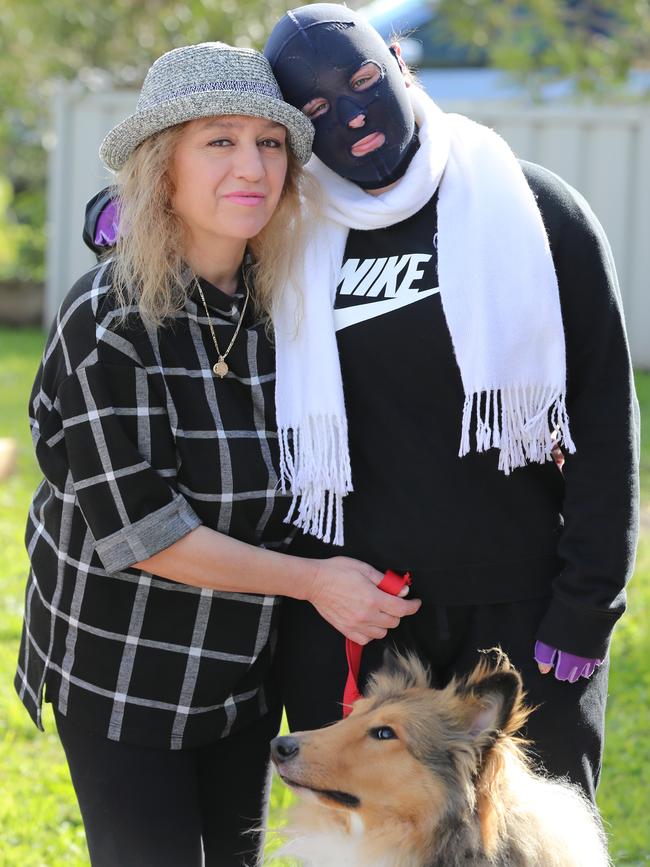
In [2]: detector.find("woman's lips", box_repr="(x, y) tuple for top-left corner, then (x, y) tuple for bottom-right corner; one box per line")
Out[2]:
(224, 192), (266, 206)
(351, 132), (386, 157)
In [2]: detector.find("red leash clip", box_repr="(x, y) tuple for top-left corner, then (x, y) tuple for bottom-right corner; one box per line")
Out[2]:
(342, 569), (411, 717)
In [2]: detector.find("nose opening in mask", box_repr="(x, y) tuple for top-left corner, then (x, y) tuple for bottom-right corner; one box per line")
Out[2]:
(337, 95), (367, 127)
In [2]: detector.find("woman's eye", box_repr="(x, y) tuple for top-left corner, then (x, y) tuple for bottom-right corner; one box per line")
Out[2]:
(259, 138), (284, 149)
(207, 139), (232, 147)
(369, 726), (397, 740)
(302, 98), (329, 120)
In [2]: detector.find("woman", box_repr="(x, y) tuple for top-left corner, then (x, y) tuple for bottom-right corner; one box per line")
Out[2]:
(14, 41), (420, 867)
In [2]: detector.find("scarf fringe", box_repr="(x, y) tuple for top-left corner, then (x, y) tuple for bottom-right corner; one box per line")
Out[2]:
(279, 415), (353, 546)
(459, 386), (576, 474)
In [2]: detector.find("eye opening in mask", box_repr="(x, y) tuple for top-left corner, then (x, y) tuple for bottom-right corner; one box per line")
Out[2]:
(350, 60), (383, 92)
(302, 96), (330, 120)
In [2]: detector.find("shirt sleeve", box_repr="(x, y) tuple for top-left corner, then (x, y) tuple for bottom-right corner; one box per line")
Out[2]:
(531, 167), (640, 659)
(54, 361), (201, 573)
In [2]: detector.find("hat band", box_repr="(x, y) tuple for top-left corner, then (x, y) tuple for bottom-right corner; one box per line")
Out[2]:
(139, 79), (284, 110)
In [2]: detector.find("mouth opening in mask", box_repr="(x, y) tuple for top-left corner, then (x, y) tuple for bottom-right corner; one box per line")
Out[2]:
(350, 131), (386, 158)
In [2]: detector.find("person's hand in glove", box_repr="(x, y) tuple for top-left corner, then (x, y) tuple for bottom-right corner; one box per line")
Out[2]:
(535, 641), (603, 683)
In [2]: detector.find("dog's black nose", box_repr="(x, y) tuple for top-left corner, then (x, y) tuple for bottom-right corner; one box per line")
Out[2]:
(271, 735), (300, 763)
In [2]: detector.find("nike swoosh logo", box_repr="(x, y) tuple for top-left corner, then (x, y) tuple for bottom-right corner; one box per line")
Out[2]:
(334, 287), (440, 332)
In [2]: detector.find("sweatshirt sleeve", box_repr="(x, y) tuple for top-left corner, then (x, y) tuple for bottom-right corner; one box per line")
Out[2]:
(524, 162), (640, 659)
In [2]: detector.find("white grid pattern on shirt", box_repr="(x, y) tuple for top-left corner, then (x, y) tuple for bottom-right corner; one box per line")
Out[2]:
(16, 263), (289, 748)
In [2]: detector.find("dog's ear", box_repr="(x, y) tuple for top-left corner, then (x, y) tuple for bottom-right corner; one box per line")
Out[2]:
(460, 650), (526, 745)
(466, 670), (523, 742)
(459, 652), (528, 859)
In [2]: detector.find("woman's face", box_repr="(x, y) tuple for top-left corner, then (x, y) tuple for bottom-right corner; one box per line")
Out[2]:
(170, 114), (288, 248)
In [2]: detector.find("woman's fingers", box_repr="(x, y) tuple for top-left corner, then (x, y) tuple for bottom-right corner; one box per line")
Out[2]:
(376, 612), (401, 630)
(306, 556), (422, 642)
(362, 564), (391, 586)
(347, 631), (371, 646)
(353, 586), (420, 628)
(379, 592), (421, 618)
(362, 565), (413, 599)
(344, 625), (388, 643)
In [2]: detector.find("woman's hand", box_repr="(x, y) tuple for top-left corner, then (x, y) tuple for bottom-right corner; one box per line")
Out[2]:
(306, 556), (421, 644)
(132, 528), (420, 640)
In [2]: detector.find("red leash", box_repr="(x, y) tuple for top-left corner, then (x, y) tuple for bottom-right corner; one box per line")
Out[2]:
(342, 569), (411, 717)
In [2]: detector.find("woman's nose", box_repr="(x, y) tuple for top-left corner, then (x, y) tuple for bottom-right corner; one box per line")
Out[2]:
(234, 145), (265, 180)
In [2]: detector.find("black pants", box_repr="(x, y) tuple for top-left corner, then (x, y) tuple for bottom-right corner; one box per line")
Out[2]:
(278, 596), (609, 802)
(54, 707), (281, 867)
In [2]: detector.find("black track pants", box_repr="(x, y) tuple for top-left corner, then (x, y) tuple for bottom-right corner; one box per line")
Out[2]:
(278, 596), (608, 803)
(54, 706), (281, 867)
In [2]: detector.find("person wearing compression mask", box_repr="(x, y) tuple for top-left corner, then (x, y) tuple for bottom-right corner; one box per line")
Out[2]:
(263, 3), (639, 809)
(264, 3), (417, 189)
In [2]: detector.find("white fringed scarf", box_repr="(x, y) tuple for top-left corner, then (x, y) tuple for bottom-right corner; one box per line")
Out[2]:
(272, 87), (574, 546)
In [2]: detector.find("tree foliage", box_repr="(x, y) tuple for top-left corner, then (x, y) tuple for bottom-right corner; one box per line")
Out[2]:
(437, 0), (650, 97)
(0, 0), (298, 281)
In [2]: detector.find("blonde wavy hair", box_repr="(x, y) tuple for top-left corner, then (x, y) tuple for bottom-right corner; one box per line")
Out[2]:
(110, 120), (309, 327)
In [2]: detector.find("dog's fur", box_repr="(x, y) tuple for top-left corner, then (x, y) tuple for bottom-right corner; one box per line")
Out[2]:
(269, 650), (610, 866)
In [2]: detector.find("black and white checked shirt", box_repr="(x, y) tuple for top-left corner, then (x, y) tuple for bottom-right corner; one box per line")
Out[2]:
(15, 261), (294, 749)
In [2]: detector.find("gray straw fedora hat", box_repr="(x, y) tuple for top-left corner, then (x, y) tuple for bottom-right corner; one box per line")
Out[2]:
(100, 42), (314, 171)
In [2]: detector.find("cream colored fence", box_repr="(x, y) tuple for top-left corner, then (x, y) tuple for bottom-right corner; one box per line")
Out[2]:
(46, 84), (650, 366)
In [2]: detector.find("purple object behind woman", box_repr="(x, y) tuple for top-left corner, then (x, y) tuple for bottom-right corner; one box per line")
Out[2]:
(94, 198), (119, 247)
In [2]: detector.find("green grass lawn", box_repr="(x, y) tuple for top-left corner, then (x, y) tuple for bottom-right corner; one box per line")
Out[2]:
(1, 326), (648, 866)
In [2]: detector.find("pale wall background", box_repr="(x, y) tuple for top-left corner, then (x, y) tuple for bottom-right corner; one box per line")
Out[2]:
(46, 83), (650, 366)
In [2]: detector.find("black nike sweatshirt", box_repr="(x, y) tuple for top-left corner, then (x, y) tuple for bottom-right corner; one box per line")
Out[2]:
(290, 161), (640, 659)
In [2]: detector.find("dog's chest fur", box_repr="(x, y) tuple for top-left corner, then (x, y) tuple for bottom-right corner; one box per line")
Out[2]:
(276, 815), (417, 867)
(276, 823), (487, 867)
(278, 832), (397, 867)
(276, 812), (538, 867)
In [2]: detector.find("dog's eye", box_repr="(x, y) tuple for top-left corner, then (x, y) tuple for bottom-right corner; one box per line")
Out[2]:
(369, 726), (397, 740)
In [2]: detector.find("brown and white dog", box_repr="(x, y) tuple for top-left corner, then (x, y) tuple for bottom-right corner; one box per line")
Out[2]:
(269, 650), (610, 867)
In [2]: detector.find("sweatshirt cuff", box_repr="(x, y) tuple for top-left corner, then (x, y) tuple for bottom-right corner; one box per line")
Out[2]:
(95, 494), (201, 573)
(535, 594), (623, 659)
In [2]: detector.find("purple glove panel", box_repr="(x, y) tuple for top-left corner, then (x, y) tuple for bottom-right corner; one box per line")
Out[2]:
(534, 640), (603, 683)
(94, 199), (120, 247)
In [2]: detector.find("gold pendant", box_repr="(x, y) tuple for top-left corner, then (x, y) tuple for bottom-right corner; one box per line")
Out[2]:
(213, 358), (229, 378)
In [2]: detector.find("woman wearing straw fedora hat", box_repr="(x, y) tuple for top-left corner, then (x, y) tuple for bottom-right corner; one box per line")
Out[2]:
(14, 41), (421, 866)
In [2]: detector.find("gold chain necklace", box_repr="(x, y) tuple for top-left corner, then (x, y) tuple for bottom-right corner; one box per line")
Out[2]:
(195, 270), (251, 378)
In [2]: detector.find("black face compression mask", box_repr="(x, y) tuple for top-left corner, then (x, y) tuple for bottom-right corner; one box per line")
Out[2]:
(264, 3), (418, 189)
